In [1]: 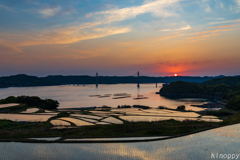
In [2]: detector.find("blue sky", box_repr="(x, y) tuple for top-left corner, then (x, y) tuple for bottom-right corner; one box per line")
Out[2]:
(0, 0), (240, 76)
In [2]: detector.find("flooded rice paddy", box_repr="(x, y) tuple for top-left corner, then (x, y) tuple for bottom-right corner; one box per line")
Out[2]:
(50, 120), (71, 126)
(102, 117), (123, 124)
(21, 108), (39, 113)
(0, 103), (19, 108)
(64, 136), (169, 141)
(0, 114), (54, 122)
(59, 117), (95, 126)
(0, 123), (239, 160)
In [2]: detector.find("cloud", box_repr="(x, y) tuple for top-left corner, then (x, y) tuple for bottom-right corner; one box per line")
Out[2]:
(157, 59), (213, 67)
(159, 29), (170, 31)
(236, 0), (240, 6)
(16, 26), (131, 46)
(86, 0), (181, 23)
(178, 25), (191, 30)
(0, 39), (23, 55)
(0, 4), (12, 11)
(156, 34), (183, 41)
(209, 18), (240, 25)
(211, 24), (237, 29)
(205, 5), (211, 12)
(38, 6), (61, 18)
(187, 33), (219, 40)
(189, 29), (231, 35)
(220, 2), (224, 9)
(23, 4), (76, 19)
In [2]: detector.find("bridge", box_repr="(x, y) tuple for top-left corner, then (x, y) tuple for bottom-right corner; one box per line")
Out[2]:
(62, 71), (160, 88)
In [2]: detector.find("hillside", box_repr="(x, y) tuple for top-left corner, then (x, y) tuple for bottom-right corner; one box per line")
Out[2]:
(203, 76), (240, 86)
(0, 74), (230, 88)
(159, 80), (240, 110)
(0, 74), (60, 88)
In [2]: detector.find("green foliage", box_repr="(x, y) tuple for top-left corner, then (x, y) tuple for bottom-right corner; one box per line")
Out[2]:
(177, 105), (185, 110)
(0, 74), (59, 88)
(160, 81), (240, 111)
(35, 108), (45, 113)
(226, 95), (240, 110)
(198, 108), (235, 116)
(0, 96), (59, 109)
(57, 111), (70, 117)
(5, 96), (17, 103)
(158, 105), (168, 109)
(133, 105), (150, 109)
(203, 76), (240, 86)
(160, 81), (239, 97)
(117, 105), (131, 108)
(102, 105), (111, 108)
(0, 96), (17, 104)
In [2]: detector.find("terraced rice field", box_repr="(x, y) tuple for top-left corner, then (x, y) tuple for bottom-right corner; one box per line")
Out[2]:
(21, 108), (39, 113)
(59, 117), (95, 126)
(90, 111), (110, 117)
(96, 122), (110, 125)
(75, 117), (99, 123)
(70, 114), (103, 120)
(0, 103), (19, 108)
(35, 112), (58, 115)
(28, 137), (61, 141)
(119, 115), (222, 122)
(64, 136), (169, 141)
(0, 114), (54, 122)
(102, 117), (123, 124)
(50, 120), (71, 126)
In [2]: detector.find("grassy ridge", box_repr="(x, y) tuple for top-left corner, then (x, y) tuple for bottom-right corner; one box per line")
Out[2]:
(0, 119), (222, 139)
(1, 113), (240, 139)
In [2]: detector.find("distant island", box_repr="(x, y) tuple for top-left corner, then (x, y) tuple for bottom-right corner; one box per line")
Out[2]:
(159, 76), (240, 111)
(0, 74), (237, 88)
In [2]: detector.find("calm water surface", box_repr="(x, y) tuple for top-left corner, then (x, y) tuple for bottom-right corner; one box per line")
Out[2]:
(0, 84), (207, 111)
(0, 123), (239, 160)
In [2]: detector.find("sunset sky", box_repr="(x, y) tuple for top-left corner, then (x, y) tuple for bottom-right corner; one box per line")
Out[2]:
(0, 0), (240, 77)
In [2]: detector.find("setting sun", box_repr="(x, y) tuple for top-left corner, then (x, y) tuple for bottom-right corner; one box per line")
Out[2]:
(174, 74), (178, 77)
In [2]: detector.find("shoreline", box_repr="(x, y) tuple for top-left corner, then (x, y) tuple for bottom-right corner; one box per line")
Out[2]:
(0, 123), (237, 143)
(190, 101), (226, 109)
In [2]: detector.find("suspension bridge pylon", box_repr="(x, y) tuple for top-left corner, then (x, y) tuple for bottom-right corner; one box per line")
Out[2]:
(137, 71), (140, 88)
(96, 72), (98, 88)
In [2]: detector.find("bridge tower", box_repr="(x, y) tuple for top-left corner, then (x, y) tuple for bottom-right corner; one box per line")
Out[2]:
(96, 72), (98, 88)
(137, 71), (140, 88)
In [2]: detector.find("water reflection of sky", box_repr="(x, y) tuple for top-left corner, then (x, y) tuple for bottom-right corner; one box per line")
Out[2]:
(0, 84), (208, 111)
(0, 123), (239, 160)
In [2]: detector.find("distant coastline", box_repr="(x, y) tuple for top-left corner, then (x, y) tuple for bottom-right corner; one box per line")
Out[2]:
(0, 74), (231, 88)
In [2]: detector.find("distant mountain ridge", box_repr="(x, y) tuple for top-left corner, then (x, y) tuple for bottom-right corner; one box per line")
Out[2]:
(0, 74), (60, 88)
(203, 76), (240, 86)
(0, 74), (239, 88)
(42, 75), (226, 85)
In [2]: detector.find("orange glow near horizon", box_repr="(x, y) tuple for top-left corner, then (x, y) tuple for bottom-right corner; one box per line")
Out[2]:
(174, 74), (177, 76)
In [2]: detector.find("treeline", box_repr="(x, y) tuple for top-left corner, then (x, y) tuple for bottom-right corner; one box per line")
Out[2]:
(203, 76), (240, 86)
(43, 75), (223, 84)
(159, 81), (240, 110)
(0, 74), (229, 88)
(0, 96), (59, 109)
(0, 74), (59, 88)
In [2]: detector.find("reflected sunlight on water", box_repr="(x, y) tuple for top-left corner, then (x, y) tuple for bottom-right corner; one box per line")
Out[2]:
(0, 123), (239, 160)
(0, 84), (209, 111)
